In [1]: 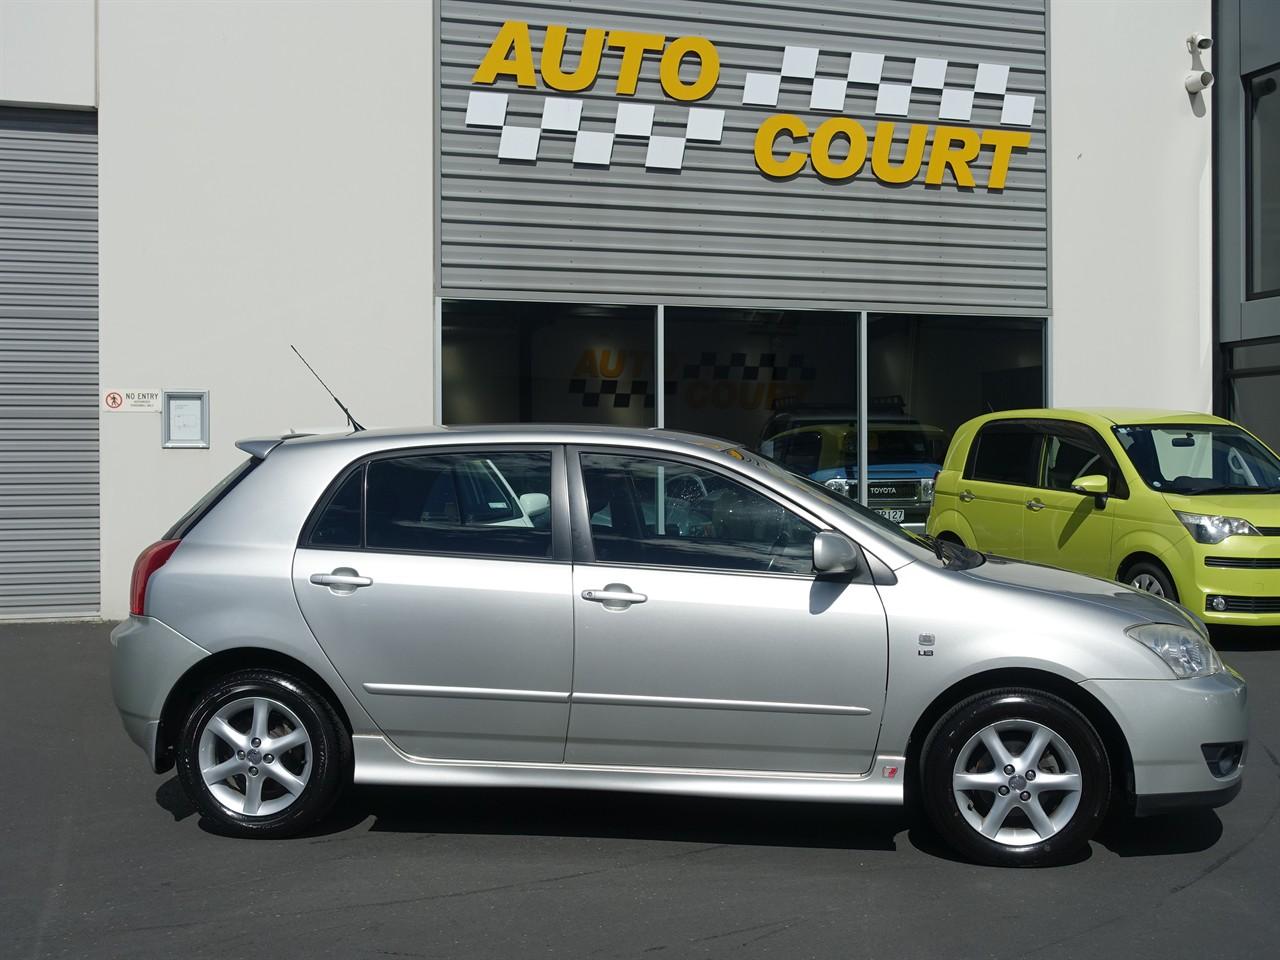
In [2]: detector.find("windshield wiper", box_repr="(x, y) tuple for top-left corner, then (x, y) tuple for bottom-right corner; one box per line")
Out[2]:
(1173, 483), (1276, 494)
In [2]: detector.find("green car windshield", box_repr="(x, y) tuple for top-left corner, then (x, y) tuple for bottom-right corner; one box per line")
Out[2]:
(1113, 423), (1280, 495)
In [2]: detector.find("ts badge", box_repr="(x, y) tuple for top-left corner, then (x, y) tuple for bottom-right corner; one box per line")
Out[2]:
(917, 634), (936, 657)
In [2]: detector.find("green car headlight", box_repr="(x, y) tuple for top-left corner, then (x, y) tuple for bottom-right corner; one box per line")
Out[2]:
(1174, 511), (1261, 544)
(1126, 623), (1223, 679)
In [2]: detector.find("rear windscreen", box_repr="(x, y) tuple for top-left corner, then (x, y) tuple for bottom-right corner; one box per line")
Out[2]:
(163, 458), (260, 540)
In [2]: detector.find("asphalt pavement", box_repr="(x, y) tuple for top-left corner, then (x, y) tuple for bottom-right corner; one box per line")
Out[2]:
(2, 620), (1278, 960)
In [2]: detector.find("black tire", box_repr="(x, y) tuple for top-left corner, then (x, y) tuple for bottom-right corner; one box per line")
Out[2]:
(176, 668), (349, 838)
(1122, 560), (1178, 602)
(920, 688), (1110, 867)
(936, 532), (965, 547)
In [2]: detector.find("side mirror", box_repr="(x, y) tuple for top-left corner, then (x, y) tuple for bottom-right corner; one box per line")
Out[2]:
(813, 531), (863, 576)
(518, 492), (551, 518)
(1071, 474), (1109, 506)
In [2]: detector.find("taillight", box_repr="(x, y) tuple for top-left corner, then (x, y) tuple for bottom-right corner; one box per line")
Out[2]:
(129, 539), (181, 616)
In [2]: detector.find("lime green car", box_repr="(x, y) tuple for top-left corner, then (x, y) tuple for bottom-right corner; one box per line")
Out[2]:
(926, 408), (1280, 626)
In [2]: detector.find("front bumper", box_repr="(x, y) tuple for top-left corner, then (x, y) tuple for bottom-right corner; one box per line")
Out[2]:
(1081, 668), (1248, 812)
(110, 616), (210, 771)
(1177, 539), (1280, 626)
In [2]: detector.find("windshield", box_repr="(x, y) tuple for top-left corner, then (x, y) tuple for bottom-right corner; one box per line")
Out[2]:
(1113, 423), (1280, 495)
(737, 447), (983, 569)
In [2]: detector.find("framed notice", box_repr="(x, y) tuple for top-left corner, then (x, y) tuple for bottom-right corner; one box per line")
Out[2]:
(162, 390), (210, 449)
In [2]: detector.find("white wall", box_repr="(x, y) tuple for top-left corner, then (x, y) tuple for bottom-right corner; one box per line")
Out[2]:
(98, 0), (435, 617)
(0, 0), (95, 107)
(1049, 0), (1214, 412)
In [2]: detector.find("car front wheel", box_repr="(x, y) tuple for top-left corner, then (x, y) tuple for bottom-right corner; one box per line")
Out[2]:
(176, 668), (349, 838)
(921, 688), (1110, 866)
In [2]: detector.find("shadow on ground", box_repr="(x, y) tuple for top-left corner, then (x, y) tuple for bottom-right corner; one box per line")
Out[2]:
(1210, 626), (1280, 653)
(158, 776), (1225, 863)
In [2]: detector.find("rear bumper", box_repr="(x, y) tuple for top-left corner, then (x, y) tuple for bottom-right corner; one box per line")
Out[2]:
(110, 616), (210, 772)
(1081, 669), (1248, 807)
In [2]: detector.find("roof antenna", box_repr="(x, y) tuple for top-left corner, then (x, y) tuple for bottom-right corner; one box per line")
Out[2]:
(291, 344), (366, 432)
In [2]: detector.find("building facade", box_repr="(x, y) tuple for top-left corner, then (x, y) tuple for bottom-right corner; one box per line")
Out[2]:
(0, 0), (1272, 620)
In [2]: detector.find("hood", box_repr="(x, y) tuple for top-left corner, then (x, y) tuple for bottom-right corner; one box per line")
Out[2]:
(959, 554), (1202, 629)
(811, 463), (941, 481)
(1161, 491), (1280, 529)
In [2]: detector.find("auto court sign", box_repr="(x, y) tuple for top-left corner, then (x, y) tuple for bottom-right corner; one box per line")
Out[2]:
(464, 20), (1034, 189)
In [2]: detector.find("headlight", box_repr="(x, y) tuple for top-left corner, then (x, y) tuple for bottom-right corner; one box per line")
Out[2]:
(1175, 511), (1260, 544)
(920, 477), (935, 503)
(824, 478), (852, 498)
(1126, 623), (1223, 678)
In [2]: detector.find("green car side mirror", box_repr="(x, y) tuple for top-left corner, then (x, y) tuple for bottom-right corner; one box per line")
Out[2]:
(1072, 473), (1110, 506)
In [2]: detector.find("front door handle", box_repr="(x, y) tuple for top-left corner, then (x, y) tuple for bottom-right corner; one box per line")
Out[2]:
(310, 569), (373, 594)
(1025, 498), (1046, 512)
(959, 490), (975, 502)
(581, 584), (647, 609)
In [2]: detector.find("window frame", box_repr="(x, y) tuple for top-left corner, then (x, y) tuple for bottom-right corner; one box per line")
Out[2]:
(566, 444), (846, 580)
(298, 443), (571, 564)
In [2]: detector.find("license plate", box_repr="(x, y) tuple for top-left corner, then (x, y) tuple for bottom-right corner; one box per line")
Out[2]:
(876, 508), (906, 523)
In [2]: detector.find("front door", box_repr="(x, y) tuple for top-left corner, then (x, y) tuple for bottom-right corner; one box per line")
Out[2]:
(564, 449), (889, 775)
(1021, 425), (1117, 577)
(958, 420), (1044, 557)
(293, 446), (573, 763)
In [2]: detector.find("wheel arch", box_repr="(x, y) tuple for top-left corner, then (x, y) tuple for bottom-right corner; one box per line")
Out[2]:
(155, 647), (354, 774)
(1115, 551), (1181, 597)
(904, 667), (1135, 807)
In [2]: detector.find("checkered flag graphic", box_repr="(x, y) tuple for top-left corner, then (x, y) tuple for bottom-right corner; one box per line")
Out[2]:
(681, 352), (817, 383)
(465, 92), (726, 169)
(568, 378), (655, 409)
(742, 46), (1035, 126)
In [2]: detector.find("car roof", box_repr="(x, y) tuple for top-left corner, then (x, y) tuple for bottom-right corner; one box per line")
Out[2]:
(971, 408), (1229, 428)
(274, 423), (741, 454)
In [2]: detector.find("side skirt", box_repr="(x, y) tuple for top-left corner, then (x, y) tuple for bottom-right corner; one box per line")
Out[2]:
(352, 735), (907, 804)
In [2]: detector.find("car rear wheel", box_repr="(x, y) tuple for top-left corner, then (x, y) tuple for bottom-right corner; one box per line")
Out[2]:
(921, 688), (1110, 866)
(1124, 561), (1177, 601)
(176, 668), (349, 838)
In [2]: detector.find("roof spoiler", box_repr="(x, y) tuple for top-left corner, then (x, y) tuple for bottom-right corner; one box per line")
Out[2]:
(235, 433), (311, 459)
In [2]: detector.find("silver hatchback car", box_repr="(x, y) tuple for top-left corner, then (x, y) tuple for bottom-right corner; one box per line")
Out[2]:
(111, 426), (1248, 866)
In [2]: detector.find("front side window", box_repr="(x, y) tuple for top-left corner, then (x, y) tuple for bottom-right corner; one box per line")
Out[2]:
(580, 453), (817, 575)
(362, 450), (554, 558)
(966, 422), (1042, 486)
(1114, 424), (1280, 495)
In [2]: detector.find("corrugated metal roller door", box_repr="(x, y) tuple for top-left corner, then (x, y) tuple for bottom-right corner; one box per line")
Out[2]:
(439, 0), (1047, 313)
(0, 107), (99, 620)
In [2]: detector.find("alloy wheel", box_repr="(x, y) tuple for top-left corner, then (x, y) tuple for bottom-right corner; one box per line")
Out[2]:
(951, 719), (1083, 847)
(1130, 573), (1166, 597)
(197, 696), (313, 817)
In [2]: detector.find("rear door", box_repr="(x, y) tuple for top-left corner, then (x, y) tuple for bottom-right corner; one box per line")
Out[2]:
(293, 445), (573, 763)
(1021, 423), (1120, 577)
(564, 447), (889, 775)
(956, 420), (1043, 557)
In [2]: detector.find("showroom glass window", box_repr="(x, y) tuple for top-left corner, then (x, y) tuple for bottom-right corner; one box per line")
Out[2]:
(442, 301), (655, 426)
(662, 307), (859, 470)
(1248, 65), (1280, 298)
(1227, 338), (1280, 452)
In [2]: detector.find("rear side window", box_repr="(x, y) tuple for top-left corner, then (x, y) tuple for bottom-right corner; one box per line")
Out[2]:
(966, 423), (1042, 485)
(364, 451), (553, 559)
(307, 467), (364, 547)
(164, 457), (259, 539)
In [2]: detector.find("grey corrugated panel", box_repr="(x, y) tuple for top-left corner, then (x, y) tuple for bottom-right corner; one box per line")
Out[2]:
(440, 0), (1047, 310)
(0, 106), (98, 619)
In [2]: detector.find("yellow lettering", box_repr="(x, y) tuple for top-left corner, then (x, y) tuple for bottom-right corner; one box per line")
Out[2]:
(607, 30), (666, 95)
(810, 117), (869, 181)
(925, 125), (982, 187)
(870, 122), (928, 184)
(599, 350), (625, 379)
(659, 36), (719, 101)
(981, 129), (1032, 190)
(540, 25), (605, 92)
(754, 115), (809, 178)
(572, 349), (599, 378)
(472, 20), (537, 87)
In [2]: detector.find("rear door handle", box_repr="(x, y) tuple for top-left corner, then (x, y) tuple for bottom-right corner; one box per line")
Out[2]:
(959, 490), (975, 502)
(581, 585), (647, 608)
(310, 570), (373, 592)
(1025, 499), (1046, 512)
